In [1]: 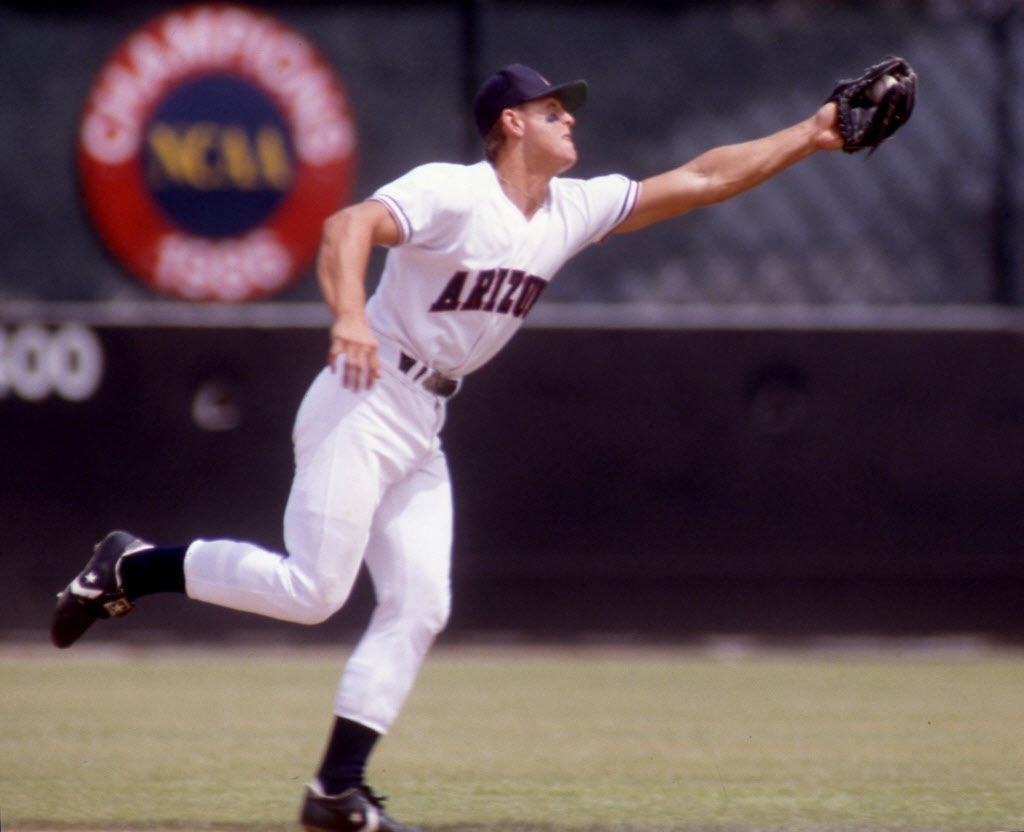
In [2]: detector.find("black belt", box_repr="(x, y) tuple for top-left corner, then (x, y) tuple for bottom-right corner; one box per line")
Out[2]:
(399, 352), (459, 398)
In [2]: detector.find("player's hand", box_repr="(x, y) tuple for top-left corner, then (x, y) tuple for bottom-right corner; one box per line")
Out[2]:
(328, 314), (380, 391)
(812, 102), (844, 151)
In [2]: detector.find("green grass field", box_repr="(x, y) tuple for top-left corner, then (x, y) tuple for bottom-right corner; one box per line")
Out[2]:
(3, 642), (1023, 831)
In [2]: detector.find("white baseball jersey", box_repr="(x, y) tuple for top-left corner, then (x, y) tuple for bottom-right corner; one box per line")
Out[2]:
(182, 159), (639, 736)
(368, 160), (639, 376)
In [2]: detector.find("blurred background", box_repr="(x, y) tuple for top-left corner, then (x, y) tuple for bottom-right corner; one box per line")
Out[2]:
(2, 0), (1022, 645)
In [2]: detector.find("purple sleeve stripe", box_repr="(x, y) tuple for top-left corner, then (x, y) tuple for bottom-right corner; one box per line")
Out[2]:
(598, 178), (640, 243)
(370, 195), (412, 244)
(615, 178), (640, 227)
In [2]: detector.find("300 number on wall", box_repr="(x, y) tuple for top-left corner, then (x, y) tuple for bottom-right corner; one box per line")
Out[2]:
(0, 324), (104, 402)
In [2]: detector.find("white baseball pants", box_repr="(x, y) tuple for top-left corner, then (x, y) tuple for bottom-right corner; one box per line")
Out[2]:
(182, 360), (454, 734)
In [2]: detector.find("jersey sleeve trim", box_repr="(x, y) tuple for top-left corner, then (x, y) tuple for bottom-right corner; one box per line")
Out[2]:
(370, 194), (412, 245)
(599, 177), (640, 243)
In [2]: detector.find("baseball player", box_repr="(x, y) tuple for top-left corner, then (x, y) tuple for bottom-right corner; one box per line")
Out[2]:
(53, 64), (847, 831)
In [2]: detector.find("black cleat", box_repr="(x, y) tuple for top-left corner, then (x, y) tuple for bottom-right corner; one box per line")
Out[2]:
(301, 781), (421, 832)
(51, 530), (152, 649)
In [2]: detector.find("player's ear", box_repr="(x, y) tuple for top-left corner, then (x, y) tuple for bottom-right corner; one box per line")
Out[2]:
(500, 107), (525, 138)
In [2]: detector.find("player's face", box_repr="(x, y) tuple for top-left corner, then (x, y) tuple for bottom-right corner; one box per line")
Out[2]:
(518, 97), (577, 173)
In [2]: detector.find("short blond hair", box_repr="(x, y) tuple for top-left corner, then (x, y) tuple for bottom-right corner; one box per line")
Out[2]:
(483, 116), (508, 163)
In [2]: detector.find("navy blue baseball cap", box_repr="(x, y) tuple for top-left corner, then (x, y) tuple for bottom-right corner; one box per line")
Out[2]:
(472, 64), (588, 137)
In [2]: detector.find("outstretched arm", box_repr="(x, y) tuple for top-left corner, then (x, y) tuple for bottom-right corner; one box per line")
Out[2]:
(317, 199), (401, 390)
(614, 102), (842, 234)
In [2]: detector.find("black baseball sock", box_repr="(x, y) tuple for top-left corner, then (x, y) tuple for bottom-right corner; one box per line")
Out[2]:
(316, 716), (381, 795)
(120, 545), (187, 600)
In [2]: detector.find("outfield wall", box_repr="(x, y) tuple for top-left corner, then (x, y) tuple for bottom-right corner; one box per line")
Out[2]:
(2, 0), (1022, 641)
(3, 313), (1023, 641)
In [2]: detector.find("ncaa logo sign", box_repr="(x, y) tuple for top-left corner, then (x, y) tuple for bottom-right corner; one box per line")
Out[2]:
(78, 3), (356, 301)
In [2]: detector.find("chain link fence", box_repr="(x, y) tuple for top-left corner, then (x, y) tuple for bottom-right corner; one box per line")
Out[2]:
(1, 0), (1020, 307)
(538, 1), (1023, 306)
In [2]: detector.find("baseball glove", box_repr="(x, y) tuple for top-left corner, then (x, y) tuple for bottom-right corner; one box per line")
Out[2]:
(827, 57), (917, 155)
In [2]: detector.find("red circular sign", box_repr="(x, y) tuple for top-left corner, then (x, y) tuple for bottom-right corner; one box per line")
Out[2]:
(78, 3), (357, 301)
